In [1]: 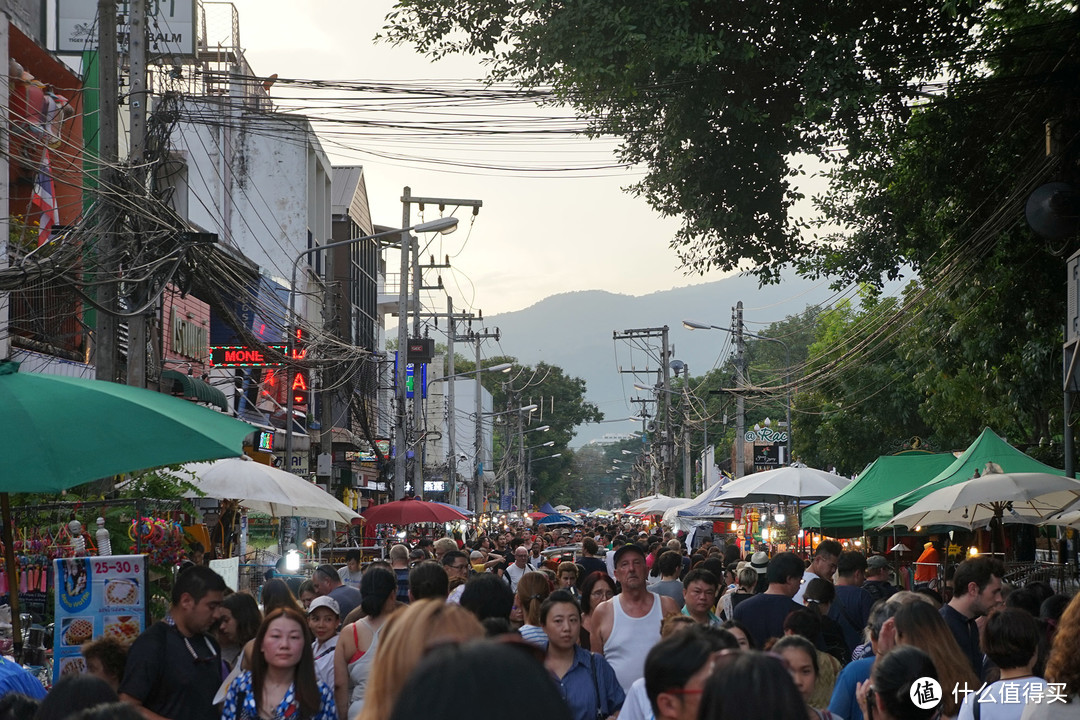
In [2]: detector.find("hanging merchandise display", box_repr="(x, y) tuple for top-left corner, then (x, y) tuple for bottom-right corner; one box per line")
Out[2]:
(127, 517), (186, 566)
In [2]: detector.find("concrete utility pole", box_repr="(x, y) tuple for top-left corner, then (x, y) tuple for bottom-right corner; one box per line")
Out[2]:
(661, 326), (672, 494)
(416, 299), (475, 504)
(394, 188), (412, 500)
(410, 255), (449, 500)
(447, 298), (457, 504)
(681, 362), (691, 497)
(734, 302), (746, 478)
(95, 0), (120, 383)
(395, 191), (482, 500)
(467, 328), (500, 512)
(125, 0), (148, 387)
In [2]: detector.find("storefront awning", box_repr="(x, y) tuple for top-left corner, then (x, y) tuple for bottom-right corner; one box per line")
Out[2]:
(160, 370), (228, 412)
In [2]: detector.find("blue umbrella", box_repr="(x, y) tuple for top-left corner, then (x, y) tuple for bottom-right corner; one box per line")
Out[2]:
(435, 501), (474, 517)
(536, 513), (578, 526)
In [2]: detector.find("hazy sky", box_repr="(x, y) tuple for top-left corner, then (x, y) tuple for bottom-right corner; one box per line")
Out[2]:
(228, 0), (750, 318)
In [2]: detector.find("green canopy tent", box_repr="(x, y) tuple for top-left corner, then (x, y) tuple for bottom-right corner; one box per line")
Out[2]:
(800, 452), (954, 537)
(863, 428), (1064, 531)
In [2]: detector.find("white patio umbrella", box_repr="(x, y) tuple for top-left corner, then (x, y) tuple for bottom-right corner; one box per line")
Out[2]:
(884, 470), (1080, 530)
(625, 494), (690, 514)
(554, 504), (572, 513)
(180, 456), (360, 524)
(712, 465), (851, 504)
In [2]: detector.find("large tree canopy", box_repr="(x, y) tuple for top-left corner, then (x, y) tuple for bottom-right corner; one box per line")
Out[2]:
(383, 0), (981, 279)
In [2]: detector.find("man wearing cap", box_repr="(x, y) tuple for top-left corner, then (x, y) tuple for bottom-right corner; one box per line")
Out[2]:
(307, 595), (340, 688)
(591, 542), (680, 693)
(312, 563), (362, 622)
(793, 539), (841, 604)
(732, 551), (804, 647)
(862, 555), (897, 601)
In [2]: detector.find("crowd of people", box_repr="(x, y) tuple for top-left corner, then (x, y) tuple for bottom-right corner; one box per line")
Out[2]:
(0, 521), (1079, 720)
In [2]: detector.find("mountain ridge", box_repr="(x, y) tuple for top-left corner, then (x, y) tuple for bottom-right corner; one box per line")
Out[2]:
(487, 273), (840, 446)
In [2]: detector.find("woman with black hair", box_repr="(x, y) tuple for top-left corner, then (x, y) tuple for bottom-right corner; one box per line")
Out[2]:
(856, 646), (939, 720)
(542, 590), (624, 720)
(333, 566), (397, 720)
(221, 606), (335, 720)
(699, 649), (806, 720)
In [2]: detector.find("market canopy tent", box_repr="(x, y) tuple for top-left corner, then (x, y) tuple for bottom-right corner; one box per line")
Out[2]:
(862, 428), (1063, 531)
(663, 482), (735, 522)
(801, 452), (954, 536)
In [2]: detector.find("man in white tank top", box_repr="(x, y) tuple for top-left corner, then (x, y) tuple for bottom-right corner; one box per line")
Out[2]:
(590, 543), (679, 692)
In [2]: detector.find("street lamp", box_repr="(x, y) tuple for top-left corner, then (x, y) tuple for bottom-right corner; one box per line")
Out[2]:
(525, 440), (555, 451)
(284, 217), (459, 476)
(682, 319), (793, 468)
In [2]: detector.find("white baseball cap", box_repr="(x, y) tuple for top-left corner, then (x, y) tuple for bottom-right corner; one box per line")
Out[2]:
(307, 595), (340, 616)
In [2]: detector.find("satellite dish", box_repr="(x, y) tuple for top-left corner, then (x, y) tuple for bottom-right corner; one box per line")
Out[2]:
(1026, 182), (1080, 240)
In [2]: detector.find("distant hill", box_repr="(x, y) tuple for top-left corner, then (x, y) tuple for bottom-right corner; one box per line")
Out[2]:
(487, 273), (842, 446)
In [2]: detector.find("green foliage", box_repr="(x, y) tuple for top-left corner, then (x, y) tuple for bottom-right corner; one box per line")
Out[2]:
(383, 0), (980, 279)
(453, 355), (603, 505)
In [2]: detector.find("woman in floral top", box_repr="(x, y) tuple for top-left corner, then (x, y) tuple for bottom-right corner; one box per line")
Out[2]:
(222, 606), (336, 720)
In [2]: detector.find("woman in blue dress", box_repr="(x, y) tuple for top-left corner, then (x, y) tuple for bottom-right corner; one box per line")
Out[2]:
(222, 606), (336, 720)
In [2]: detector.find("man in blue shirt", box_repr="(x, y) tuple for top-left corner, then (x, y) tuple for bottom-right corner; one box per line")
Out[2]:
(829, 552), (875, 656)
(0, 655), (45, 700)
(829, 591), (930, 720)
(733, 552), (804, 647)
(940, 556), (1004, 681)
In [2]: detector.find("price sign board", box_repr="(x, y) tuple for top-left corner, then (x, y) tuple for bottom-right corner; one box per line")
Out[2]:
(53, 555), (148, 683)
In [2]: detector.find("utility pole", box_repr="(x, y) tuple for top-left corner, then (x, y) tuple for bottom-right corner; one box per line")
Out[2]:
(661, 326), (672, 494)
(125, 0), (148, 387)
(468, 328), (500, 512)
(394, 187), (412, 500)
(681, 362), (691, 497)
(396, 192), (482, 500)
(447, 298), (456, 504)
(614, 326), (672, 493)
(410, 255), (449, 500)
(734, 302), (746, 478)
(417, 299), (475, 504)
(95, 0), (119, 383)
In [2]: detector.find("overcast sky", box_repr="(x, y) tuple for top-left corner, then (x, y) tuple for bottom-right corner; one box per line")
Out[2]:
(227, 0), (755, 318)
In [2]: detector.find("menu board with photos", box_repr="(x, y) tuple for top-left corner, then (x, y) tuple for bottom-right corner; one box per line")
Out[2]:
(52, 555), (148, 683)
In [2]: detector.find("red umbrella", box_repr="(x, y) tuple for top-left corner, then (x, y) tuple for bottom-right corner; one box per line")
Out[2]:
(363, 497), (468, 525)
(526, 512), (549, 519)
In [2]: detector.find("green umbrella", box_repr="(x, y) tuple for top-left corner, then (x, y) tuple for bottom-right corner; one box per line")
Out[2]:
(0, 360), (254, 655)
